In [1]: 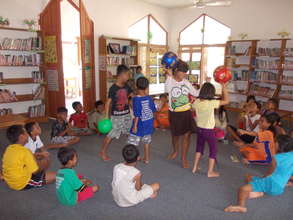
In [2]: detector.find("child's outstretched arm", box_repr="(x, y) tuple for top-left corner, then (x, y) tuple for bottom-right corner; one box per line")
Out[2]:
(219, 83), (229, 106)
(105, 98), (112, 119)
(132, 117), (138, 134)
(134, 173), (142, 191)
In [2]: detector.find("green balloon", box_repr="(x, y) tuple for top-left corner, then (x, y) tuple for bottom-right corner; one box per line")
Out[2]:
(97, 119), (112, 134)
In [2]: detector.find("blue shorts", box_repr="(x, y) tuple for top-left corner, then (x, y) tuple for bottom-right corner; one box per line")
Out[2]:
(250, 176), (284, 196)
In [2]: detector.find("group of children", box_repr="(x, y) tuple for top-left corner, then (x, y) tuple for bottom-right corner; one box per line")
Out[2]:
(1, 61), (292, 212)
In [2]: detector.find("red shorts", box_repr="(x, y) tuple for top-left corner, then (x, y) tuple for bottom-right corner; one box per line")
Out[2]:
(77, 174), (94, 203)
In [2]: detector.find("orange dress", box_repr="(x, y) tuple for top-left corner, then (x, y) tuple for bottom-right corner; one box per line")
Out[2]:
(240, 130), (275, 164)
(154, 103), (170, 128)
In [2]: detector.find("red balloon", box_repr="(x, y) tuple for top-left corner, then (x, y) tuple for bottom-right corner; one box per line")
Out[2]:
(213, 66), (232, 83)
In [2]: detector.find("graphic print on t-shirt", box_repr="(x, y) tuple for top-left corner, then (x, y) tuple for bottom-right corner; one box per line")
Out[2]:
(116, 89), (128, 111)
(170, 85), (190, 112)
(141, 99), (153, 121)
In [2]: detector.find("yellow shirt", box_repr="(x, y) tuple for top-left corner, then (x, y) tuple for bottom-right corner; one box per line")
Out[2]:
(2, 144), (38, 190)
(192, 99), (220, 129)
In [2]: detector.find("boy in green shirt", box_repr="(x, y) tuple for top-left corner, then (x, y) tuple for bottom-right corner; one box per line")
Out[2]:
(56, 148), (99, 206)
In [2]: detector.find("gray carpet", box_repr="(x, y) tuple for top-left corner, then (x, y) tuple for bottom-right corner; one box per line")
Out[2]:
(0, 121), (292, 220)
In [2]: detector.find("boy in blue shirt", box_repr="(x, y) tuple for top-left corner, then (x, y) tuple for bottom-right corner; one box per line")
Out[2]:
(128, 77), (156, 164)
(225, 135), (293, 213)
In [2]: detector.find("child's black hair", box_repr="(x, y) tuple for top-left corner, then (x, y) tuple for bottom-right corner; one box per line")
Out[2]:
(198, 82), (216, 100)
(173, 60), (189, 73)
(263, 112), (280, 137)
(122, 144), (140, 164)
(255, 101), (262, 110)
(268, 98), (279, 109)
(72, 101), (81, 110)
(136, 77), (149, 90)
(6, 125), (25, 144)
(57, 107), (68, 113)
(136, 66), (142, 72)
(246, 95), (256, 103)
(57, 147), (77, 166)
(159, 93), (167, 99)
(117, 64), (129, 76)
(276, 135), (293, 153)
(25, 122), (37, 136)
(95, 100), (104, 108)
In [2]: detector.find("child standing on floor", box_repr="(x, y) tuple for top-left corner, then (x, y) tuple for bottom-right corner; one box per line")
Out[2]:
(234, 112), (279, 164)
(192, 82), (229, 177)
(165, 60), (199, 168)
(2, 125), (55, 190)
(51, 107), (80, 147)
(69, 101), (92, 136)
(99, 65), (133, 161)
(154, 93), (170, 129)
(112, 144), (160, 207)
(88, 100), (106, 134)
(225, 135), (293, 213)
(25, 122), (50, 171)
(56, 148), (99, 206)
(127, 77), (156, 163)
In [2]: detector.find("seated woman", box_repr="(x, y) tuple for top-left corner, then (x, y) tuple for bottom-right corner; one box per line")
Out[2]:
(234, 113), (279, 165)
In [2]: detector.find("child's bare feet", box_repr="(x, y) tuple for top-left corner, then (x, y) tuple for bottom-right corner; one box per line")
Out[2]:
(142, 158), (149, 164)
(287, 181), (293, 187)
(99, 152), (110, 161)
(150, 191), (158, 199)
(167, 152), (178, 160)
(249, 192), (264, 199)
(92, 184), (100, 192)
(207, 171), (220, 178)
(224, 205), (247, 213)
(192, 165), (199, 173)
(182, 160), (189, 169)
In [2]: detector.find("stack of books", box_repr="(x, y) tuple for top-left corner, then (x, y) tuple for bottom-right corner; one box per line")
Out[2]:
(32, 71), (44, 83)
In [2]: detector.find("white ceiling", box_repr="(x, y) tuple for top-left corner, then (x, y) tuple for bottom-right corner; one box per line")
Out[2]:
(139, 0), (196, 8)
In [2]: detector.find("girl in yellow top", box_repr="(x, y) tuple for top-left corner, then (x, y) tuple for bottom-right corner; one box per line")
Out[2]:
(234, 112), (279, 164)
(192, 82), (229, 177)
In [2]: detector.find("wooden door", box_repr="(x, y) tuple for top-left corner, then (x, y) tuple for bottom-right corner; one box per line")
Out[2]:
(39, 0), (65, 117)
(80, 0), (96, 112)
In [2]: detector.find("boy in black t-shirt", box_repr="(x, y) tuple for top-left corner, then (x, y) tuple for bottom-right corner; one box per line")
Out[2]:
(99, 65), (133, 161)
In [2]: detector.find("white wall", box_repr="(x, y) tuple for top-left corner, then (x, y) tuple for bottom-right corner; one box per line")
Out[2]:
(169, 0), (293, 51)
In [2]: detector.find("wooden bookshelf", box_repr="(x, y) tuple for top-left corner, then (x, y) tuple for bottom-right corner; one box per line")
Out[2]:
(225, 39), (293, 115)
(99, 35), (139, 102)
(0, 27), (48, 128)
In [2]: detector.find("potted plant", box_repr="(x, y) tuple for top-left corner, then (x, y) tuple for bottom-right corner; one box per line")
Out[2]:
(0, 16), (9, 27)
(23, 19), (36, 31)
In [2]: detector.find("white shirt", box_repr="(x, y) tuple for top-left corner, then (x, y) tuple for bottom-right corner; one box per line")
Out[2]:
(245, 114), (261, 132)
(165, 75), (199, 112)
(25, 136), (44, 154)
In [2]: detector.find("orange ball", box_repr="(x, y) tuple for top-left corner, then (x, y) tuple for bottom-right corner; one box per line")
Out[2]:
(213, 66), (232, 83)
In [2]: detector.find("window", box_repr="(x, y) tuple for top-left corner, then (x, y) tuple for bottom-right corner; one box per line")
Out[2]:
(179, 14), (231, 88)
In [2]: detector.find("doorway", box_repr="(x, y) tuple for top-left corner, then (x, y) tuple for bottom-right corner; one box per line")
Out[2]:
(61, 0), (82, 115)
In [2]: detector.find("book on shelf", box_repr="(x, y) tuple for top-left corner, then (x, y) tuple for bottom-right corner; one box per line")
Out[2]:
(0, 37), (42, 51)
(107, 44), (136, 56)
(0, 54), (42, 66)
(0, 89), (17, 103)
(227, 41), (252, 56)
(232, 69), (249, 81)
(0, 108), (13, 116)
(251, 70), (278, 82)
(256, 40), (281, 57)
(279, 85), (293, 99)
(284, 57), (293, 69)
(228, 81), (248, 94)
(28, 103), (45, 118)
(282, 70), (293, 83)
(106, 56), (135, 66)
(249, 83), (276, 97)
(0, 72), (3, 83)
(255, 58), (280, 69)
(33, 85), (45, 100)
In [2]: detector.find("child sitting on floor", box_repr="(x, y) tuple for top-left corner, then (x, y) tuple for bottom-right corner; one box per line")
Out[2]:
(56, 148), (99, 206)
(51, 107), (80, 147)
(238, 95), (256, 129)
(214, 106), (228, 141)
(154, 93), (170, 129)
(225, 134), (293, 213)
(25, 122), (50, 170)
(88, 100), (106, 134)
(128, 77), (156, 163)
(112, 144), (160, 207)
(69, 101), (92, 136)
(234, 112), (279, 164)
(2, 125), (55, 190)
(192, 82), (229, 177)
(227, 101), (261, 144)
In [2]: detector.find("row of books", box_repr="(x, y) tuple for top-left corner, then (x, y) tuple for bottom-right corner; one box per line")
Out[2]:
(0, 108), (12, 116)
(0, 89), (17, 103)
(32, 71), (45, 83)
(0, 54), (42, 66)
(282, 75), (293, 83)
(231, 70), (249, 81)
(257, 47), (281, 57)
(255, 58), (279, 69)
(226, 43), (251, 56)
(107, 56), (135, 65)
(33, 85), (45, 100)
(0, 37), (42, 51)
(284, 48), (293, 57)
(249, 84), (276, 97)
(251, 70), (278, 82)
(28, 103), (46, 118)
(284, 59), (293, 69)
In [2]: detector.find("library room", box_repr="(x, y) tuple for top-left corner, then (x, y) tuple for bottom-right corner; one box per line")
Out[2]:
(0, 0), (292, 219)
